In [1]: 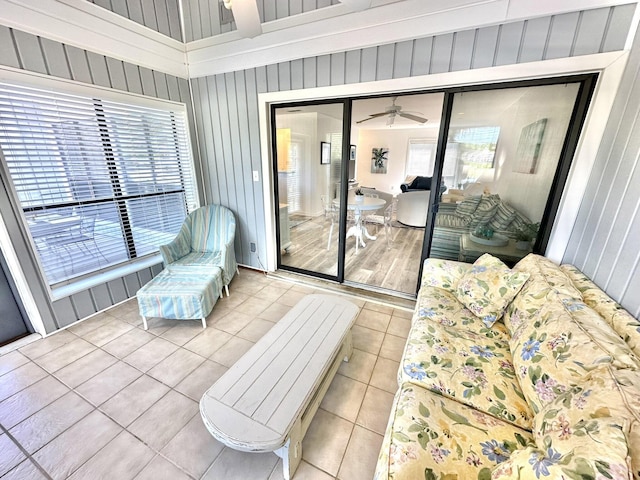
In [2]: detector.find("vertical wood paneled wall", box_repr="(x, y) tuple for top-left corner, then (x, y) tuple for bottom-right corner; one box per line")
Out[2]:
(182, 0), (340, 42)
(0, 24), (194, 332)
(563, 21), (640, 317)
(86, 0), (183, 41)
(191, 5), (634, 271)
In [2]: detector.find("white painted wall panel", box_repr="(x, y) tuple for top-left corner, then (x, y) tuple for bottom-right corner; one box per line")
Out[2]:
(520, 17), (551, 63)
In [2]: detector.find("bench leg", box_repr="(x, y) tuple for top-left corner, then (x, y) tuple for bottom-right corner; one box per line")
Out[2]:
(142, 316), (148, 331)
(276, 419), (302, 480)
(343, 330), (353, 362)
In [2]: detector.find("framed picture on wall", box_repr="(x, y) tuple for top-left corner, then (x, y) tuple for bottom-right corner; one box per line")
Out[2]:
(350, 145), (356, 161)
(320, 142), (331, 165)
(514, 118), (547, 174)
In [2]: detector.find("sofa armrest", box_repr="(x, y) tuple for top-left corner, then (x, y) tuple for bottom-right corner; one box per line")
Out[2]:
(159, 225), (191, 265)
(420, 258), (472, 292)
(218, 237), (238, 285)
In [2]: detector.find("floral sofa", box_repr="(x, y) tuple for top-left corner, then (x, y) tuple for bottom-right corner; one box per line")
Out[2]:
(375, 253), (640, 480)
(431, 194), (531, 261)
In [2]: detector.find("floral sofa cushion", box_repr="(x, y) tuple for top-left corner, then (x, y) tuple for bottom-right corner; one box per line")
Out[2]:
(400, 319), (533, 429)
(456, 254), (530, 328)
(491, 418), (631, 480)
(421, 258), (472, 291)
(510, 289), (640, 415)
(374, 383), (535, 480)
(561, 264), (640, 357)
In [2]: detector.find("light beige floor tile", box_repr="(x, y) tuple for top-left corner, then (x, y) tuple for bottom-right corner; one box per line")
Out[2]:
(31, 338), (96, 373)
(253, 285), (288, 303)
(160, 322), (204, 346)
(237, 318), (274, 342)
(320, 374), (367, 423)
(216, 291), (250, 309)
(0, 433), (26, 477)
(161, 414), (225, 478)
(202, 447), (278, 480)
(0, 350), (30, 376)
(337, 425), (384, 480)
(183, 328), (233, 358)
(144, 317), (178, 336)
(127, 390), (198, 450)
(0, 376), (69, 429)
(174, 360), (228, 401)
(80, 319), (134, 347)
(337, 348), (376, 384)
(386, 316), (411, 338)
(234, 297), (268, 317)
(111, 307), (143, 327)
(18, 329), (77, 362)
(102, 328), (155, 359)
(268, 460), (334, 480)
(363, 302), (394, 315)
(378, 334), (406, 362)
(10, 391), (93, 454)
(205, 305), (232, 325)
(53, 349), (117, 388)
(123, 336), (179, 372)
(355, 309), (391, 333)
(369, 357), (400, 394)
(302, 409), (354, 476)
(0, 361), (48, 402)
(355, 386), (395, 435)
(67, 312), (115, 337)
(100, 375), (170, 427)
(212, 310), (254, 335)
(33, 410), (121, 479)
(391, 308), (413, 319)
(275, 290), (307, 307)
(2, 459), (47, 480)
(351, 325), (384, 356)
(134, 455), (192, 480)
(147, 348), (206, 387)
(68, 430), (154, 480)
(257, 303), (291, 322)
(209, 336), (254, 367)
(75, 361), (141, 406)
(289, 284), (317, 295)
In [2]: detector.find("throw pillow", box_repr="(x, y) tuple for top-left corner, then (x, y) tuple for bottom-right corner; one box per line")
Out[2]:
(468, 194), (501, 229)
(454, 195), (482, 218)
(456, 254), (530, 327)
(489, 202), (517, 231)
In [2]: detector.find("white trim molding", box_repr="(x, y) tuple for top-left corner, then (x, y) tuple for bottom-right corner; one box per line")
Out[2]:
(0, 0), (188, 78)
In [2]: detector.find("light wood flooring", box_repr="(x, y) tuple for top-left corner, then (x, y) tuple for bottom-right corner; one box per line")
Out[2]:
(281, 214), (424, 295)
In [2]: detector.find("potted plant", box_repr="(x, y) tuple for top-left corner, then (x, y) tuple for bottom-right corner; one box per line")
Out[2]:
(515, 222), (539, 250)
(354, 188), (364, 202)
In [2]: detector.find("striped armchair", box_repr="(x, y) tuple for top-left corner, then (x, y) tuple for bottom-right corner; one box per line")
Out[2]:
(159, 205), (238, 294)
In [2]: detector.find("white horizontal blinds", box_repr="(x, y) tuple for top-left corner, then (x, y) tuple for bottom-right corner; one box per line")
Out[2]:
(406, 139), (435, 176)
(0, 82), (196, 286)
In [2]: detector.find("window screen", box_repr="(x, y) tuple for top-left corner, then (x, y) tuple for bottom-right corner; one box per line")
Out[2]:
(0, 82), (197, 286)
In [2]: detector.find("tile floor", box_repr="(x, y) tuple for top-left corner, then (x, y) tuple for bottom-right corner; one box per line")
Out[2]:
(0, 268), (414, 480)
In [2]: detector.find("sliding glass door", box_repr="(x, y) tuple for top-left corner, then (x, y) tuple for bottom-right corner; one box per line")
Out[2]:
(272, 102), (348, 280)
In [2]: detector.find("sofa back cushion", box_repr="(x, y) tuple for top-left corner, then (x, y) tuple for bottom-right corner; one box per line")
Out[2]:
(561, 264), (640, 358)
(454, 195), (482, 218)
(509, 289), (640, 415)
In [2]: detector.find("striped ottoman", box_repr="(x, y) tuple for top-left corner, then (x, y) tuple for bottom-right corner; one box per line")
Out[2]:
(137, 267), (223, 330)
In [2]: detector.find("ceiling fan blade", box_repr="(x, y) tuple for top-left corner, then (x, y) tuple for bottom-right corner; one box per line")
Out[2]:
(356, 112), (388, 124)
(398, 112), (428, 123)
(229, 0), (262, 38)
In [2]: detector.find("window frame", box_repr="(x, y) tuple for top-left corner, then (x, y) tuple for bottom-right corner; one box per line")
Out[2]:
(0, 68), (200, 299)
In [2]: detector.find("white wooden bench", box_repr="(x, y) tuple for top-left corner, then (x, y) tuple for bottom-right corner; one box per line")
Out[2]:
(199, 294), (359, 479)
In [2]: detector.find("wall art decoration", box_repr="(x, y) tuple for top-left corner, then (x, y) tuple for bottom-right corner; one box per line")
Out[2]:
(320, 141), (331, 165)
(371, 147), (388, 174)
(514, 118), (547, 174)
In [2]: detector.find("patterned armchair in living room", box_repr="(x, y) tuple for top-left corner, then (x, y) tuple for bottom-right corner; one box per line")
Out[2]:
(159, 204), (238, 295)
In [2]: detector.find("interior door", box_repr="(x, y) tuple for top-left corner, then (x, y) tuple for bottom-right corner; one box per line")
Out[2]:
(272, 101), (348, 281)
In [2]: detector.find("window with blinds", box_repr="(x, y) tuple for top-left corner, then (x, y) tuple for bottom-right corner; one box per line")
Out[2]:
(405, 139), (435, 177)
(0, 82), (197, 286)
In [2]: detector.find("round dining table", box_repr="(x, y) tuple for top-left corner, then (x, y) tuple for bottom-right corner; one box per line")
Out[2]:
(334, 196), (386, 254)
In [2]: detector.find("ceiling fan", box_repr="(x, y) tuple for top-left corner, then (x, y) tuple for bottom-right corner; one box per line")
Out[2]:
(356, 97), (428, 126)
(223, 0), (262, 38)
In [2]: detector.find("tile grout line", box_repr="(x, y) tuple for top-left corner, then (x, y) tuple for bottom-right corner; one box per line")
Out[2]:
(0, 422), (54, 480)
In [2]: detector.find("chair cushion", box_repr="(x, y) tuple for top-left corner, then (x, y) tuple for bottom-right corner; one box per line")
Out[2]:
(170, 251), (222, 267)
(455, 254), (530, 328)
(414, 176), (432, 189)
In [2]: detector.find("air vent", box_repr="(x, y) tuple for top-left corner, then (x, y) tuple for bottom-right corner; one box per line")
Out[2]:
(220, 1), (234, 25)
